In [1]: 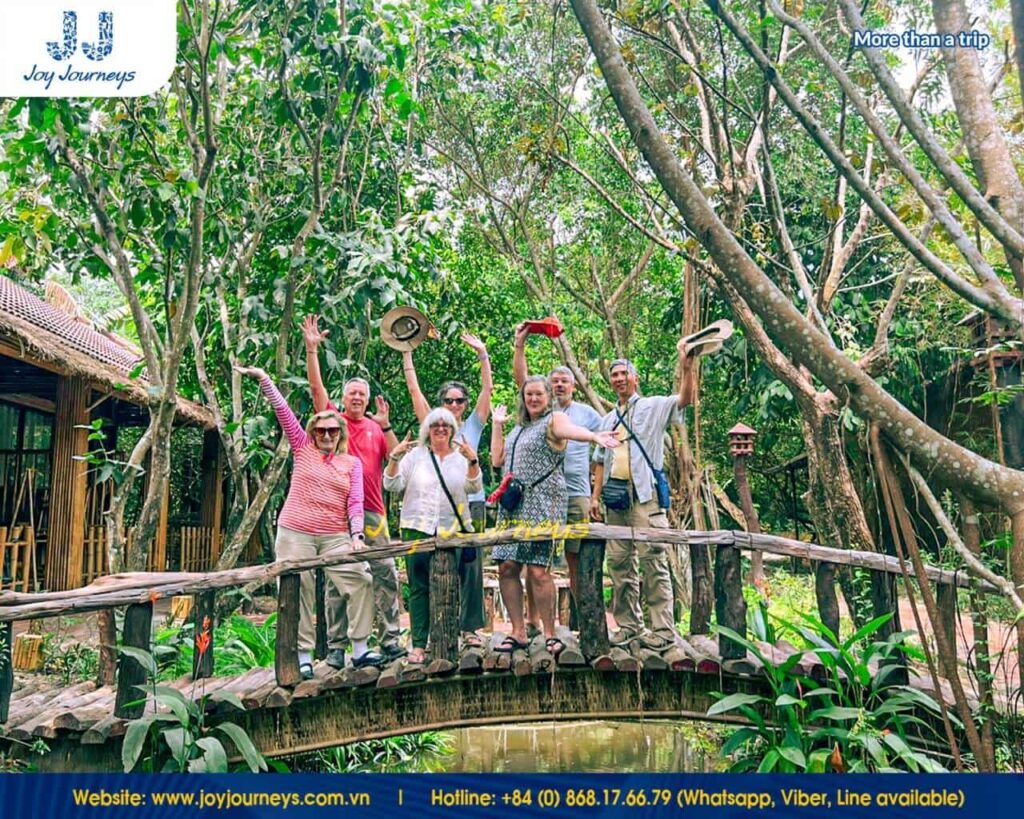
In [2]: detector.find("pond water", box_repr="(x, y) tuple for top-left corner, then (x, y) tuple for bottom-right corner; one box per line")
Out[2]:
(436, 720), (724, 773)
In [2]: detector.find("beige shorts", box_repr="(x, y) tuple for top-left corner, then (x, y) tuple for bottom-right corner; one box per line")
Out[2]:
(562, 495), (591, 554)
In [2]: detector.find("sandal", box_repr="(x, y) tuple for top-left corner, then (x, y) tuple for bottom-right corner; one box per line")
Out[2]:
(461, 631), (485, 649)
(493, 635), (530, 653)
(407, 647), (427, 665)
(544, 637), (566, 658)
(299, 662), (314, 681)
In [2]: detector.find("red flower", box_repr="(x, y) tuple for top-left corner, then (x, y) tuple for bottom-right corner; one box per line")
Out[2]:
(196, 618), (212, 658)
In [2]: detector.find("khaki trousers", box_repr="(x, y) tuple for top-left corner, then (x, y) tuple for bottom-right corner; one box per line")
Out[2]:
(605, 499), (676, 636)
(275, 527), (373, 652)
(326, 511), (403, 650)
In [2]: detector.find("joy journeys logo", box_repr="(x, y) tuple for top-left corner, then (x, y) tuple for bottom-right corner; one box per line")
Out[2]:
(0, 1), (176, 97)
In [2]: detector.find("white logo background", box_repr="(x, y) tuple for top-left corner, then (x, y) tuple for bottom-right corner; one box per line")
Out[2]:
(0, 0), (176, 97)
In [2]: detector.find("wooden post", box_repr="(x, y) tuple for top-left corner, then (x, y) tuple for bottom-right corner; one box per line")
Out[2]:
(729, 424), (764, 583)
(576, 537), (610, 659)
(96, 609), (117, 686)
(115, 602), (153, 719)
(192, 591), (215, 680)
(714, 533), (747, 660)
(46, 376), (90, 591)
(815, 563), (840, 640)
(717, 427), (757, 659)
(429, 549), (459, 663)
(314, 570), (327, 660)
(275, 574), (301, 687)
(689, 545), (714, 634)
(1, 621), (12, 723)
(199, 429), (224, 565)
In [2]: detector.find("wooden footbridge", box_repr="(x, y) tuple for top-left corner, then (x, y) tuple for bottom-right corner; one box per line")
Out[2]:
(0, 524), (996, 771)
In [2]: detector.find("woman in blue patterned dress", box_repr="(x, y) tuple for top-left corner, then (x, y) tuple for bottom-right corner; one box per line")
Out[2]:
(490, 376), (620, 656)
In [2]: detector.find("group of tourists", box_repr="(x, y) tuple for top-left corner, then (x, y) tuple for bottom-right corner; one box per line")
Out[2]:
(237, 309), (724, 679)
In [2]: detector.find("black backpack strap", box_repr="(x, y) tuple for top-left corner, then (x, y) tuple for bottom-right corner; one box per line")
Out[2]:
(429, 450), (472, 534)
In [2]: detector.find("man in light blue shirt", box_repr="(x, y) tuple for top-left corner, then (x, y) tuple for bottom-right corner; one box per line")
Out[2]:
(513, 326), (602, 606)
(592, 345), (697, 644)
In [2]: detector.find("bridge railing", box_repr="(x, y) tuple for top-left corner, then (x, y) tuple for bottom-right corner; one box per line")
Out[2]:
(0, 523), (999, 723)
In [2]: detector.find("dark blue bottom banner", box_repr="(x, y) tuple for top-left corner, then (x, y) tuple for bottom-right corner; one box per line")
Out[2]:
(1, 773), (1021, 818)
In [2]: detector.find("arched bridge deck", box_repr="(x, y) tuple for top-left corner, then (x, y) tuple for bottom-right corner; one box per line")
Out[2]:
(2, 631), (963, 772)
(0, 524), (995, 770)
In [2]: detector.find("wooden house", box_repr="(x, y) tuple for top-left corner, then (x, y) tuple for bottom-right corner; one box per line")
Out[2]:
(0, 274), (224, 591)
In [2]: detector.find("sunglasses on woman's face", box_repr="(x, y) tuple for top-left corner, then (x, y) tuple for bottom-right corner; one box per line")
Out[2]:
(443, 397), (467, 405)
(430, 423), (453, 431)
(314, 427), (341, 438)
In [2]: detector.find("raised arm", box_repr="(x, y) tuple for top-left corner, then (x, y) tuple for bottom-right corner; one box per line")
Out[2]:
(235, 366), (308, 451)
(512, 323), (529, 389)
(676, 340), (699, 409)
(302, 315), (331, 413)
(383, 434), (416, 492)
(370, 395), (400, 452)
(461, 333), (493, 422)
(550, 411), (621, 449)
(401, 350), (431, 423)
(490, 404), (509, 467)
(347, 457), (365, 539)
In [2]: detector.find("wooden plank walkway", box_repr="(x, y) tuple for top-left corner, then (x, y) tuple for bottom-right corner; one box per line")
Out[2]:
(1, 631), (967, 771)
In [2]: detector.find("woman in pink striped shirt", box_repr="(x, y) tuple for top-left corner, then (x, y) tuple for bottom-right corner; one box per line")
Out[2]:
(236, 366), (382, 678)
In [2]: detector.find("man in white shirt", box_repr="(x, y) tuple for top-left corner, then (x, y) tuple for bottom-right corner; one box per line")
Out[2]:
(591, 344), (697, 644)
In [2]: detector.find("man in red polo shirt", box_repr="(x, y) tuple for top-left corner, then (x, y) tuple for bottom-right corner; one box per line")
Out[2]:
(304, 317), (405, 667)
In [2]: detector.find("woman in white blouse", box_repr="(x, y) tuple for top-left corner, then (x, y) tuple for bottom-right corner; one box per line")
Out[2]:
(383, 407), (481, 664)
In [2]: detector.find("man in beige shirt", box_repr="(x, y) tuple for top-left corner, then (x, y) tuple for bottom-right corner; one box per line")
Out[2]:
(592, 344), (698, 644)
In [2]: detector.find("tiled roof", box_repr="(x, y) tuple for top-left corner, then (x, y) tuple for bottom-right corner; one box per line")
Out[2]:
(0, 274), (214, 427)
(0, 275), (143, 375)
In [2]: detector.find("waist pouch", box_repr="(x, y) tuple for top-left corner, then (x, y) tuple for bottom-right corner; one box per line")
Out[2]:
(600, 477), (632, 511)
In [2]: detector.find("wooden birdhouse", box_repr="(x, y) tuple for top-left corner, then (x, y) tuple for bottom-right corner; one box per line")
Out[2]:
(729, 422), (756, 457)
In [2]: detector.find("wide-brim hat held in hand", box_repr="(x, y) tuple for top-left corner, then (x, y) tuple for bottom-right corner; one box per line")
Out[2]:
(679, 319), (734, 358)
(380, 306), (439, 352)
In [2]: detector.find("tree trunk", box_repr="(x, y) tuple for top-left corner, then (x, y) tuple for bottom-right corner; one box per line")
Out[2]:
(933, 0), (1024, 290)
(798, 394), (877, 630)
(569, 0), (1024, 515)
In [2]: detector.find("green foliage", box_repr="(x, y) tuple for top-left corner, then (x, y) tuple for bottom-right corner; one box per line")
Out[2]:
(0, 739), (50, 773)
(119, 644), (268, 774)
(41, 637), (99, 686)
(742, 567), (852, 644)
(711, 613), (953, 773)
(154, 614), (278, 681)
(295, 732), (455, 773)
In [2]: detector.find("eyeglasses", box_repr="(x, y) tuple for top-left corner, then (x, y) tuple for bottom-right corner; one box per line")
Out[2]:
(313, 427), (341, 438)
(430, 423), (453, 431)
(442, 397), (468, 405)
